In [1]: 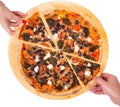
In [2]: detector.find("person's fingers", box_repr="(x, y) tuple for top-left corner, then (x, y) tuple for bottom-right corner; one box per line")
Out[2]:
(101, 73), (111, 81)
(94, 90), (104, 95)
(10, 21), (19, 27)
(90, 85), (102, 91)
(1, 20), (16, 35)
(12, 11), (26, 18)
(95, 77), (107, 88)
(90, 86), (105, 95)
(10, 14), (21, 23)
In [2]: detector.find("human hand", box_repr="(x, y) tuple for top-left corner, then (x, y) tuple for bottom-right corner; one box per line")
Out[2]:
(0, 1), (26, 35)
(90, 73), (120, 106)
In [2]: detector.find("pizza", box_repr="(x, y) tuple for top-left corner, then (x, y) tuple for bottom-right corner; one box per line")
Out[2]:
(9, 1), (108, 99)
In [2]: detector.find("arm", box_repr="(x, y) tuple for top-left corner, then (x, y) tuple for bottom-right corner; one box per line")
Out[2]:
(90, 73), (120, 106)
(0, 1), (26, 35)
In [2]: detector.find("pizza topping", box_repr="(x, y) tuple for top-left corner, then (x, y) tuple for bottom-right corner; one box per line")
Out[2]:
(64, 44), (73, 53)
(22, 33), (31, 41)
(56, 84), (63, 91)
(89, 45), (99, 52)
(38, 77), (47, 86)
(53, 33), (58, 39)
(47, 64), (53, 70)
(81, 27), (89, 37)
(85, 70), (91, 76)
(57, 40), (64, 49)
(71, 32), (79, 40)
(87, 62), (91, 67)
(46, 17), (56, 27)
(64, 84), (69, 90)
(44, 52), (51, 60)
(60, 65), (65, 71)
(74, 44), (79, 53)
(83, 53), (95, 60)
(91, 63), (100, 70)
(86, 37), (92, 42)
(62, 18), (71, 26)
(47, 80), (52, 85)
(48, 57), (57, 66)
(34, 55), (40, 62)
(24, 61), (31, 69)
(34, 66), (39, 73)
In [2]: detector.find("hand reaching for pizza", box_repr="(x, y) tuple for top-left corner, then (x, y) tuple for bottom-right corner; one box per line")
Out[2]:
(90, 73), (120, 106)
(0, 1), (26, 35)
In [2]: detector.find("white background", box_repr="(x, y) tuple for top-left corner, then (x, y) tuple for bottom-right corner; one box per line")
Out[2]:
(0, 0), (120, 107)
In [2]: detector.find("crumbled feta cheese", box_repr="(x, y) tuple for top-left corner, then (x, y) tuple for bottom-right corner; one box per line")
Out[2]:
(64, 85), (68, 90)
(44, 53), (51, 60)
(47, 35), (51, 39)
(86, 37), (92, 42)
(85, 70), (91, 76)
(68, 36), (72, 39)
(87, 63), (91, 67)
(53, 33), (58, 39)
(47, 80), (52, 85)
(26, 22), (29, 25)
(34, 55), (40, 62)
(58, 16), (61, 19)
(57, 61), (60, 65)
(74, 44), (79, 52)
(30, 36), (33, 38)
(60, 66), (65, 71)
(34, 66), (39, 73)
(47, 64), (53, 70)
(33, 27), (37, 32)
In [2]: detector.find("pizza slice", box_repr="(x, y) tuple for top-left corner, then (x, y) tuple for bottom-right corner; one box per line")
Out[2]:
(20, 44), (83, 97)
(66, 55), (101, 85)
(44, 9), (101, 61)
(18, 12), (56, 48)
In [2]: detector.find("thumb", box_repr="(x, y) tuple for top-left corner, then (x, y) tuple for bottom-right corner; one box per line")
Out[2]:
(95, 77), (107, 88)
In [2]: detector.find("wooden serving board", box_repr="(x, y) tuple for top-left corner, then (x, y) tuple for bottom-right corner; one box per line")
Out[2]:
(8, 1), (108, 99)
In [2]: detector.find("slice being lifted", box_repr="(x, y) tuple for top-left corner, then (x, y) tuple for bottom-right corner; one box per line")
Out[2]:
(18, 12), (56, 48)
(66, 56), (100, 86)
(9, 1), (108, 99)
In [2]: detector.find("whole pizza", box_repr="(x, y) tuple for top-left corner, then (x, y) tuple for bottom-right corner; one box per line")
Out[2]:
(9, 1), (108, 99)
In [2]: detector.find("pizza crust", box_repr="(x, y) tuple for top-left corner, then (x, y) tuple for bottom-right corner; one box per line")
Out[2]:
(9, 1), (108, 99)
